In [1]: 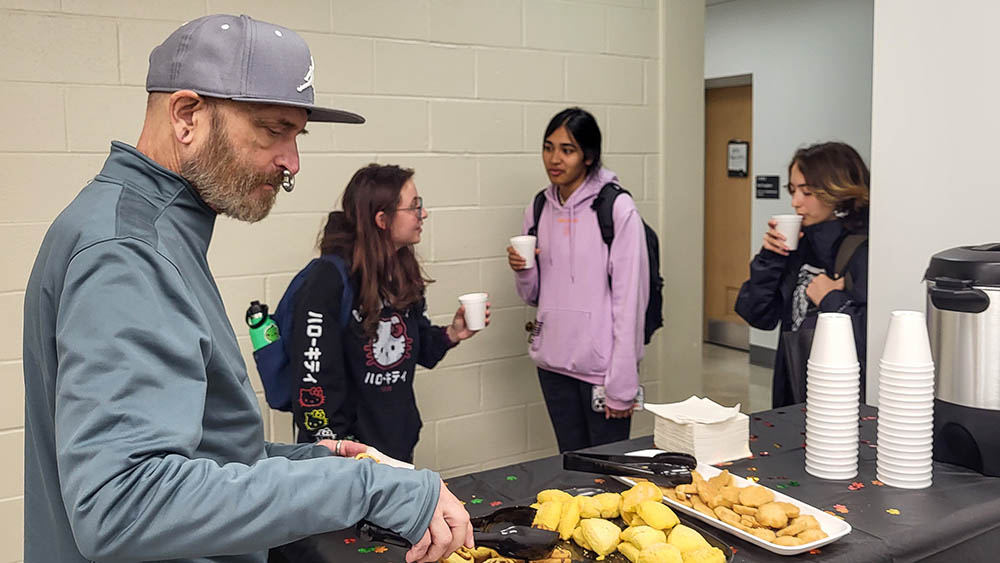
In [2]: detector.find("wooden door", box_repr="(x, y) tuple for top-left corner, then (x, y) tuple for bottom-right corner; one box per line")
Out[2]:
(704, 85), (752, 349)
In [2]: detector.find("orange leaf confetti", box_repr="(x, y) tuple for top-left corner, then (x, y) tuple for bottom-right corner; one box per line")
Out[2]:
(871, 480), (884, 486)
(747, 476), (760, 483)
(374, 546), (389, 554)
(809, 549), (822, 555)
(594, 478), (606, 484)
(834, 504), (849, 514)
(886, 508), (900, 515)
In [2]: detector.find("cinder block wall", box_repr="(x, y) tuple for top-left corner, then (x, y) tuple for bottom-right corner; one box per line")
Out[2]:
(1, 1), (661, 560)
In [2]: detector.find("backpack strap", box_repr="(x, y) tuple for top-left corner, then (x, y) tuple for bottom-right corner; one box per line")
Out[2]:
(833, 234), (867, 292)
(318, 254), (354, 327)
(592, 182), (629, 246)
(528, 189), (546, 237)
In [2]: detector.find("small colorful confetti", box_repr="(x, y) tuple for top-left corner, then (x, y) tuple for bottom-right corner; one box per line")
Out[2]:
(871, 480), (885, 486)
(749, 434), (759, 442)
(470, 498), (483, 504)
(731, 546), (739, 554)
(747, 476), (760, 483)
(789, 481), (800, 487)
(869, 443), (878, 448)
(343, 538), (357, 545)
(489, 501), (502, 507)
(861, 439), (871, 445)
(506, 475), (517, 481)
(773, 442), (782, 448)
(763, 421), (775, 428)
(834, 504), (849, 514)
(758, 451), (770, 457)
(776, 484), (787, 489)
(824, 510), (836, 516)
(747, 466), (758, 471)
(809, 549), (822, 555)
(848, 482), (865, 491)
(886, 508), (901, 515)
(460, 501), (466, 505)
(358, 547), (375, 554)
(374, 546), (389, 554)
(594, 478), (606, 484)
(801, 407), (807, 412)
(716, 461), (733, 467)
(862, 416), (876, 421)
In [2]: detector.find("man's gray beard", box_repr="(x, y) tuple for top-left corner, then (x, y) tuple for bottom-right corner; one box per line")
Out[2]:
(180, 124), (281, 223)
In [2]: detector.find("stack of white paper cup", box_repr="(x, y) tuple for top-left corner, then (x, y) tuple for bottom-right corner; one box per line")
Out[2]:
(876, 310), (934, 489)
(772, 214), (804, 251)
(805, 312), (861, 480)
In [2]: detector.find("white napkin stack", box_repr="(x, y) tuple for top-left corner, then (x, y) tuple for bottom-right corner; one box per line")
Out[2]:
(645, 396), (752, 465)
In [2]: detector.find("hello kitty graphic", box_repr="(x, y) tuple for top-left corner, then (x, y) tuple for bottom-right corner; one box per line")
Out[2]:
(363, 313), (413, 369)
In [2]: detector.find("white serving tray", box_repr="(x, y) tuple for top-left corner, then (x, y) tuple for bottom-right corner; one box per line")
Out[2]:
(616, 449), (851, 556)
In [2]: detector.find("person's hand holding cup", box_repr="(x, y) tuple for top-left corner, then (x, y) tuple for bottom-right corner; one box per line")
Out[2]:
(450, 293), (490, 344)
(507, 235), (538, 271)
(764, 214), (803, 256)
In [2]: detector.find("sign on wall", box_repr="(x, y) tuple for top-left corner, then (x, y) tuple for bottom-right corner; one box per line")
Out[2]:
(755, 175), (780, 199)
(727, 140), (749, 177)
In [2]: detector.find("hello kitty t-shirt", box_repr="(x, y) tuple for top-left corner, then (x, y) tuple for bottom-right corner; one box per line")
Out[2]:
(288, 258), (454, 463)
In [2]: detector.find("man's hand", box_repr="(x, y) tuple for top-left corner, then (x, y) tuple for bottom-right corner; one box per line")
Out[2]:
(405, 481), (473, 563)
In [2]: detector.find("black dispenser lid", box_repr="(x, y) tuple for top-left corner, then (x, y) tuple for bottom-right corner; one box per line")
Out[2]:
(926, 243), (1000, 287)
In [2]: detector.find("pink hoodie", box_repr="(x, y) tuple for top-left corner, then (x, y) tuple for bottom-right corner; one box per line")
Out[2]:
(515, 167), (650, 410)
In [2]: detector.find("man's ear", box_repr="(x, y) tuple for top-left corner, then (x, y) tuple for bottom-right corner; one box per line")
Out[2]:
(168, 90), (209, 146)
(374, 210), (388, 230)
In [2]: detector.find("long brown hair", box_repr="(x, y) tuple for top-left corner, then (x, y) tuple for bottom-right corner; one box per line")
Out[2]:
(788, 142), (870, 232)
(320, 164), (432, 338)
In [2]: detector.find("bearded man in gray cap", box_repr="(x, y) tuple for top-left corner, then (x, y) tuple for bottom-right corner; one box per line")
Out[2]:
(22, 14), (471, 563)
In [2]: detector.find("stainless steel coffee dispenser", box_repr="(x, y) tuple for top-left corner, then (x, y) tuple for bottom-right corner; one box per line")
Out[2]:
(926, 244), (1000, 476)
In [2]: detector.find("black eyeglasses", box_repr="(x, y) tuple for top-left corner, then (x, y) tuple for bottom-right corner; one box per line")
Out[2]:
(396, 196), (424, 217)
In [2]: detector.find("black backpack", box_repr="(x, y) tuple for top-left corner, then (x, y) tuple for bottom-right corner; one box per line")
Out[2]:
(528, 182), (664, 345)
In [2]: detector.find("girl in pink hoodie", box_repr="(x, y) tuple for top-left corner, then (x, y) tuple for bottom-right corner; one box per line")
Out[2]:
(507, 108), (649, 452)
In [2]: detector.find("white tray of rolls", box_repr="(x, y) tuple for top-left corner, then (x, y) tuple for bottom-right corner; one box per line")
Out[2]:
(615, 450), (851, 556)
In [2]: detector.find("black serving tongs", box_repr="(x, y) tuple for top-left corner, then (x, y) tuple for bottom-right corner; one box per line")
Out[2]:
(357, 512), (560, 560)
(563, 451), (696, 486)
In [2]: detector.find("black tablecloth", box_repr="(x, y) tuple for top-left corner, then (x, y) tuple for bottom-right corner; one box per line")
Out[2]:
(273, 405), (1000, 562)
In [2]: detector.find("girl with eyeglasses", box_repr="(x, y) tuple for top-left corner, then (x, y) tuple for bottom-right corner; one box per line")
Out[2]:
(735, 142), (870, 408)
(285, 163), (488, 463)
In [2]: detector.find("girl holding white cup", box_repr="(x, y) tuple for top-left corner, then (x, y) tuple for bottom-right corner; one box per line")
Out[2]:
(507, 108), (649, 453)
(735, 142), (870, 408)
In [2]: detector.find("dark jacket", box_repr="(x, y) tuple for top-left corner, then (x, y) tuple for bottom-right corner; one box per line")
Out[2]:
(735, 219), (868, 407)
(288, 258), (454, 463)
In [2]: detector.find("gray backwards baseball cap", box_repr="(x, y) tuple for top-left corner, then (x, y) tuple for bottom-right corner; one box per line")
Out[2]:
(146, 14), (364, 124)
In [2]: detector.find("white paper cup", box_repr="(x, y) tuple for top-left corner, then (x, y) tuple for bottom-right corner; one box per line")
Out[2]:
(806, 419), (859, 435)
(877, 471), (932, 489)
(879, 427), (933, 442)
(809, 313), (859, 366)
(878, 360), (934, 374)
(509, 235), (537, 269)
(772, 214), (803, 251)
(808, 362), (862, 374)
(879, 373), (935, 387)
(807, 466), (859, 480)
(876, 455), (932, 472)
(879, 381), (935, 396)
(458, 292), (488, 331)
(807, 448), (859, 464)
(878, 418), (934, 433)
(878, 444), (933, 459)
(808, 390), (861, 404)
(881, 310), (934, 365)
(808, 381), (861, 394)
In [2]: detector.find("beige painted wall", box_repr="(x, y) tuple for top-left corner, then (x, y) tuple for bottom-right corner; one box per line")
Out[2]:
(0, 1), (707, 561)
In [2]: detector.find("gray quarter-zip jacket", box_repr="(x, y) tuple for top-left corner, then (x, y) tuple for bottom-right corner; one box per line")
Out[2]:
(22, 142), (440, 562)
